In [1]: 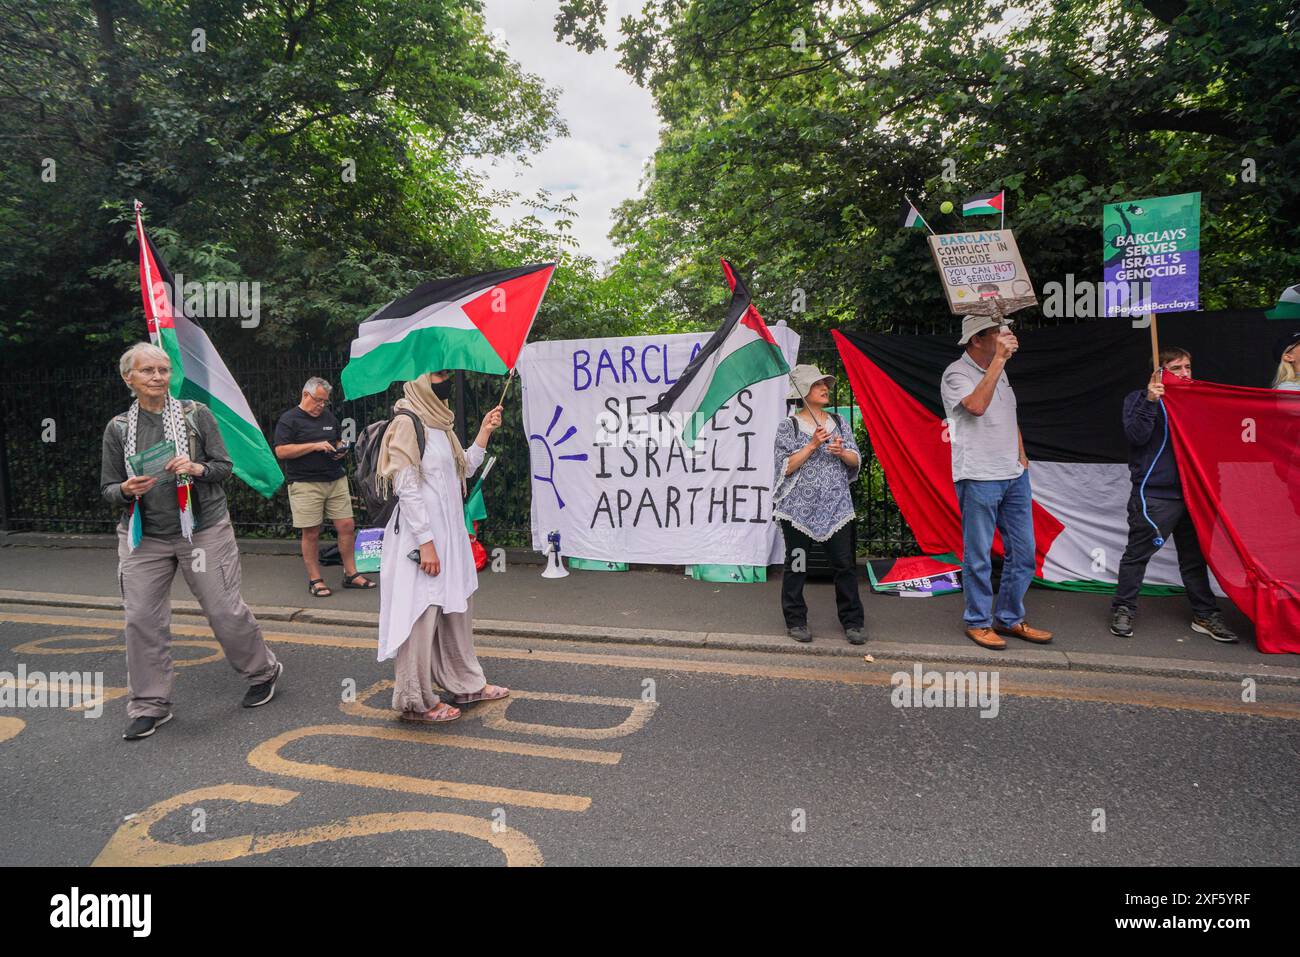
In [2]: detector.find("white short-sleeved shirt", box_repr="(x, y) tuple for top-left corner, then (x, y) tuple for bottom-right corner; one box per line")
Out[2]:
(940, 352), (1024, 482)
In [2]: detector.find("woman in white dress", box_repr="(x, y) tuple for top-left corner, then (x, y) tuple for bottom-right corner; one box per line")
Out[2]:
(375, 371), (507, 722)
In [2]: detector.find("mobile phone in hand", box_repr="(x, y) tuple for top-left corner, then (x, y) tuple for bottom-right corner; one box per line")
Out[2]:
(408, 549), (420, 562)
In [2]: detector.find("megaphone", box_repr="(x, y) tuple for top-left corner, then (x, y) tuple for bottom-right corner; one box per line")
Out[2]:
(541, 529), (569, 579)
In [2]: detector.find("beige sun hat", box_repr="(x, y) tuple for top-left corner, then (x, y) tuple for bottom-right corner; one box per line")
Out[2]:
(958, 314), (1012, 345)
(787, 364), (836, 400)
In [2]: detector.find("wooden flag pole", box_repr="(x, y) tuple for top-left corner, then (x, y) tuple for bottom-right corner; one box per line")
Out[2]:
(1148, 313), (1160, 372)
(496, 367), (516, 408)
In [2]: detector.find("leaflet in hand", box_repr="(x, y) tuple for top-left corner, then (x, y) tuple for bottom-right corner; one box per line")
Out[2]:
(127, 440), (175, 478)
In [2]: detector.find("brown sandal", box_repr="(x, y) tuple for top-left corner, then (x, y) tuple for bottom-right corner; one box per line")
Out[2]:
(453, 685), (510, 705)
(399, 702), (461, 723)
(308, 578), (332, 598)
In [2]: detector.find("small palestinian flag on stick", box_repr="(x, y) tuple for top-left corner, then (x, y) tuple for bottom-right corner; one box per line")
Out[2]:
(1265, 283), (1300, 320)
(899, 197), (930, 231)
(342, 263), (555, 399)
(962, 190), (1005, 216)
(648, 259), (790, 448)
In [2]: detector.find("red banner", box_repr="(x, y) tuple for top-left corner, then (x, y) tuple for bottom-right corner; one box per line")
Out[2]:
(1162, 374), (1300, 653)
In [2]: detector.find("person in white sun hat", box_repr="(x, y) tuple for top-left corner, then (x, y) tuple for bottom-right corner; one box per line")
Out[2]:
(772, 363), (866, 645)
(940, 315), (1053, 651)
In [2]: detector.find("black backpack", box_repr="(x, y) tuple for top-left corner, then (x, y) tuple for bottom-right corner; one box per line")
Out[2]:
(354, 409), (425, 528)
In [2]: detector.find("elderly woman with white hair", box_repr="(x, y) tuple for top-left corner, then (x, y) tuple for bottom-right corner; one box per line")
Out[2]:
(100, 342), (282, 741)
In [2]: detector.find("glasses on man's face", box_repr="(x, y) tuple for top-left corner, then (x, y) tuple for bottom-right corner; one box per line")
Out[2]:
(135, 365), (171, 379)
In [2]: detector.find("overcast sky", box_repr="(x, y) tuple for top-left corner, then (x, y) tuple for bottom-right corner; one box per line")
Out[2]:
(466, 0), (661, 268)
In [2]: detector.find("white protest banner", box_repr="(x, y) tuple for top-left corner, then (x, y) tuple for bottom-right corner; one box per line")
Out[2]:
(517, 326), (800, 566)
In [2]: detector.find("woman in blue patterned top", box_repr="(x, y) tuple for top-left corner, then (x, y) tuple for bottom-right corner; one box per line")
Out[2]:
(772, 364), (866, 645)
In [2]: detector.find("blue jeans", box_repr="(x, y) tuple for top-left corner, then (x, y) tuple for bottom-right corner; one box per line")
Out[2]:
(955, 471), (1036, 629)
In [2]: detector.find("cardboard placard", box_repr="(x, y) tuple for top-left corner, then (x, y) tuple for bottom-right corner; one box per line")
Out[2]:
(928, 229), (1037, 317)
(1102, 191), (1200, 316)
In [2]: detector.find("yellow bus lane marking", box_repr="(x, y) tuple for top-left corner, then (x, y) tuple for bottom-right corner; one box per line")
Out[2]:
(0, 716), (24, 742)
(14, 632), (223, 667)
(342, 679), (658, 740)
(8, 631), (220, 711)
(247, 723), (610, 812)
(3, 610), (1299, 720)
(93, 784), (542, 867)
(0, 615), (613, 863)
(0, 673), (130, 711)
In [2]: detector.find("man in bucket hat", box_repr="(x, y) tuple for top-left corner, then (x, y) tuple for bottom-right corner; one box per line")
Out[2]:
(772, 364), (867, 644)
(940, 316), (1053, 649)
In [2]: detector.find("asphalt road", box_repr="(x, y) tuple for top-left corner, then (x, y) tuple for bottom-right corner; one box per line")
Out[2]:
(2, 604), (1297, 866)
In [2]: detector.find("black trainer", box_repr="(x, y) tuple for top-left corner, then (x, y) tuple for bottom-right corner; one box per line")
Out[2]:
(1191, 612), (1239, 644)
(845, 627), (867, 645)
(787, 626), (812, 643)
(123, 712), (172, 741)
(242, 662), (283, 708)
(1110, 606), (1134, 637)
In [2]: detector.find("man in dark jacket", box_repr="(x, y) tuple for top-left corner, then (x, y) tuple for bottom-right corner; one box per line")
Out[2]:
(1111, 347), (1237, 642)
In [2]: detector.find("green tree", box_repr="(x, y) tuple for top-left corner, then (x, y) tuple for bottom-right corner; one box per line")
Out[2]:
(562, 0), (1300, 338)
(0, 0), (608, 360)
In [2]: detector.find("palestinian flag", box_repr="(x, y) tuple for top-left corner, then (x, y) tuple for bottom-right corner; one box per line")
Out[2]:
(833, 309), (1300, 593)
(648, 259), (790, 447)
(899, 199), (927, 230)
(463, 455), (495, 535)
(134, 203), (283, 498)
(1265, 283), (1300, 319)
(962, 190), (1004, 216)
(342, 263), (555, 400)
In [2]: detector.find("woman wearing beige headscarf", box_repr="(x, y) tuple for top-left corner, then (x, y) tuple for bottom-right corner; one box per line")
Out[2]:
(376, 371), (506, 722)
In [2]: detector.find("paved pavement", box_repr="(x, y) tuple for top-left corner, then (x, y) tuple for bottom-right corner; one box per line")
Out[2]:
(2, 606), (1298, 866)
(0, 535), (1295, 684)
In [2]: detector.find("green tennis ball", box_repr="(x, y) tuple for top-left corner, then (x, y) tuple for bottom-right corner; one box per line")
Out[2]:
(940, 200), (954, 214)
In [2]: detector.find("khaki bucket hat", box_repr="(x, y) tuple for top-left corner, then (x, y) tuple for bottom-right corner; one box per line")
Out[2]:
(958, 314), (1012, 345)
(786, 364), (836, 400)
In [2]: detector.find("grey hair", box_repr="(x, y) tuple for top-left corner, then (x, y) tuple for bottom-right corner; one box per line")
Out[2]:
(303, 377), (333, 397)
(119, 342), (171, 389)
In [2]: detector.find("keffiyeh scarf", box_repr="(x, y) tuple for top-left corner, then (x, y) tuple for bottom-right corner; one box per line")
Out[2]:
(123, 395), (194, 550)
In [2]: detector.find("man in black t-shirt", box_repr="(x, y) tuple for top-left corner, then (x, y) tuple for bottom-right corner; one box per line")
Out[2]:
(273, 377), (375, 597)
